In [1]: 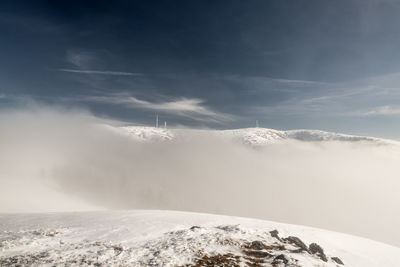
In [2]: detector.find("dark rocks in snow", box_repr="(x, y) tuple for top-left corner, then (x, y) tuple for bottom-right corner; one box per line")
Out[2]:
(1, 224), (344, 267)
(274, 244), (286, 251)
(247, 240), (267, 250)
(189, 253), (241, 267)
(244, 240), (286, 251)
(332, 256), (345, 265)
(272, 254), (289, 264)
(243, 249), (273, 258)
(112, 245), (123, 256)
(284, 236), (309, 252)
(216, 225), (240, 232)
(309, 242), (328, 262)
(269, 229), (282, 241)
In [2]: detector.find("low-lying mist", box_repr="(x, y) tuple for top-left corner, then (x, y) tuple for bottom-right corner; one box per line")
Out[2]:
(1, 106), (400, 247)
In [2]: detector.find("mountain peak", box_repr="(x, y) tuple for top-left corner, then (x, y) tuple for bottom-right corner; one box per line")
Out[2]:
(115, 126), (398, 146)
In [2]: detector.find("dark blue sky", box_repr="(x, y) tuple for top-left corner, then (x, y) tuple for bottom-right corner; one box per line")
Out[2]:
(2, 0), (400, 137)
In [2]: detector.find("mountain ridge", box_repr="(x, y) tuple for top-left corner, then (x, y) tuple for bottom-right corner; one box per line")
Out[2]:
(113, 126), (399, 146)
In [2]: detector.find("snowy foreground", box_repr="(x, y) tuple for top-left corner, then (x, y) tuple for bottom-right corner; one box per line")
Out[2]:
(1, 210), (399, 266)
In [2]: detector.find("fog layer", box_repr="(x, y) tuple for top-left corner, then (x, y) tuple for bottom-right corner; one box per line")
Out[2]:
(1, 106), (400, 247)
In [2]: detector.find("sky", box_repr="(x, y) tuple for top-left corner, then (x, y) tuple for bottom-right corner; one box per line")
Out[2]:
(2, 0), (400, 138)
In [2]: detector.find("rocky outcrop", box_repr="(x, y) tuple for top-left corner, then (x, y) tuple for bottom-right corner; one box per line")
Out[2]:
(183, 227), (346, 267)
(332, 256), (345, 265)
(284, 236), (309, 252)
(309, 242), (328, 262)
(0, 225), (345, 267)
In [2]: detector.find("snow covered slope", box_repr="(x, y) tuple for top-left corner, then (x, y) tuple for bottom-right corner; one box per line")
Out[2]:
(117, 126), (398, 146)
(0, 210), (398, 267)
(119, 126), (174, 142)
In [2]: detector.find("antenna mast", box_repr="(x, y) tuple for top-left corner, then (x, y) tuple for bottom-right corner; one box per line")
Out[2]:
(156, 114), (159, 128)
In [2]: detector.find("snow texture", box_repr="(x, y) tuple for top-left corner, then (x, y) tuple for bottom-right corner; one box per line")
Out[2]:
(1, 210), (399, 266)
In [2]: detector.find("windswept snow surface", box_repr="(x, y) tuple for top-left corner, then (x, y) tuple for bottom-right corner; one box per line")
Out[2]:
(0, 210), (398, 267)
(119, 126), (174, 142)
(117, 126), (399, 146)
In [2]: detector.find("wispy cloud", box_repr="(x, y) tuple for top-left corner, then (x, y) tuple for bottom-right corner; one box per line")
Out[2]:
(66, 51), (97, 69)
(362, 106), (400, 116)
(227, 75), (330, 95)
(271, 77), (329, 86)
(82, 93), (235, 123)
(63, 51), (143, 76)
(58, 69), (144, 76)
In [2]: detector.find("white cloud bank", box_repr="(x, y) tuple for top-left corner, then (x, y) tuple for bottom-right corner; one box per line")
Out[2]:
(1, 105), (400, 247)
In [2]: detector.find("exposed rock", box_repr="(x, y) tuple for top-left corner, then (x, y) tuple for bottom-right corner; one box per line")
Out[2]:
(244, 241), (287, 252)
(269, 230), (282, 241)
(216, 225), (240, 232)
(272, 254), (289, 264)
(274, 244), (286, 251)
(309, 243), (328, 262)
(247, 241), (266, 250)
(243, 250), (273, 258)
(0, 225), (342, 267)
(243, 256), (266, 267)
(284, 236), (309, 252)
(112, 245), (123, 256)
(331, 256), (344, 265)
(189, 253), (241, 267)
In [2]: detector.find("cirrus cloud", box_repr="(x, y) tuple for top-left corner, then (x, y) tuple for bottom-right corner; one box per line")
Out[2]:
(362, 105), (400, 116)
(59, 68), (144, 76)
(82, 93), (235, 123)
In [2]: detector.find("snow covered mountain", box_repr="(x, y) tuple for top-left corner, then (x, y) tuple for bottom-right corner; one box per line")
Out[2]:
(115, 126), (398, 146)
(119, 126), (174, 142)
(0, 210), (399, 267)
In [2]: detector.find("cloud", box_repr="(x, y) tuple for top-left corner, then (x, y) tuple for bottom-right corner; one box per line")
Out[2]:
(251, 84), (382, 117)
(66, 51), (97, 69)
(362, 105), (400, 116)
(271, 77), (329, 86)
(1, 105), (400, 247)
(83, 94), (235, 123)
(58, 68), (144, 76)
(64, 51), (142, 76)
(226, 75), (330, 95)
